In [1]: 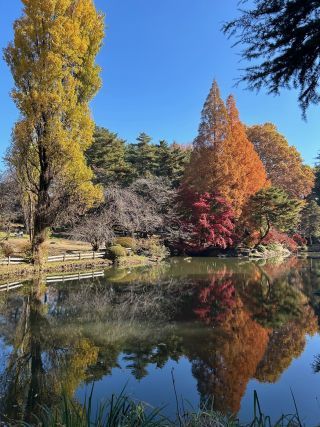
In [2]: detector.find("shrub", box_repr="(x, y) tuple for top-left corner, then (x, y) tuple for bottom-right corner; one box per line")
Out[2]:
(114, 237), (137, 250)
(261, 229), (298, 252)
(0, 242), (15, 257)
(137, 238), (169, 260)
(106, 245), (127, 260)
(149, 242), (170, 259)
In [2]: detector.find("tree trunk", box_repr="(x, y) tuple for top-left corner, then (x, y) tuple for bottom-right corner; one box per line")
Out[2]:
(32, 144), (51, 267)
(255, 221), (270, 248)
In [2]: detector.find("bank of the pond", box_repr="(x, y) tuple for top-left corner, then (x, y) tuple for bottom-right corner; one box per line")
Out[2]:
(0, 258), (112, 281)
(0, 254), (163, 281)
(207, 243), (293, 260)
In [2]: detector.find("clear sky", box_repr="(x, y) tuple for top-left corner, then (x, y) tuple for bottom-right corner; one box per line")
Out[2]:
(0, 0), (319, 169)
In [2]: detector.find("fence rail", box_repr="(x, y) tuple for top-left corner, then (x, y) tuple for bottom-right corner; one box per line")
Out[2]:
(46, 270), (105, 283)
(0, 270), (106, 292)
(0, 281), (24, 292)
(0, 256), (28, 265)
(47, 251), (105, 262)
(0, 251), (105, 266)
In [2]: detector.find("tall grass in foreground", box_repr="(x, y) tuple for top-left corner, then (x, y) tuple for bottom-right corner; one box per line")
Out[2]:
(6, 389), (303, 427)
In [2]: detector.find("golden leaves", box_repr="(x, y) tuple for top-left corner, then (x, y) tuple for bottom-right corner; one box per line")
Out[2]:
(6, 0), (104, 215)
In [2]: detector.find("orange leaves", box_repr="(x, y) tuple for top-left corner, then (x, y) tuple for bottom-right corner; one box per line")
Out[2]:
(183, 81), (267, 216)
(246, 123), (314, 199)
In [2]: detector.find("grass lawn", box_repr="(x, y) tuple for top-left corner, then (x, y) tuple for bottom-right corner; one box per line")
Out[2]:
(0, 233), (92, 257)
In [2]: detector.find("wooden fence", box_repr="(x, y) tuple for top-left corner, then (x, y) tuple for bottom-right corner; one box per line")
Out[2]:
(46, 270), (105, 283)
(0, 256), (27, 265)
(47, 251), (105, 262)
(0, 270), (106, 293)
(0, 281), (24, 292)
(0, 251), (105, 266)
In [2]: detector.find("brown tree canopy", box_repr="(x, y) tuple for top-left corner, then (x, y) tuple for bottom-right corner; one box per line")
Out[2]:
(246, 123), (314, 199)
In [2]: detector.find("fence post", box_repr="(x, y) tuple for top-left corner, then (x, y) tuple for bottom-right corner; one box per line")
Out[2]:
(63, 253), (66, 262)
(8, 256), (10, 266)
(79, 252), (81, 260)
(93, 251), (95, 260)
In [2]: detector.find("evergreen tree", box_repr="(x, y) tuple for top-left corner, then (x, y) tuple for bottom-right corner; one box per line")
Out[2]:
(299, 200), (320, 244)
(311, 153), (320, 204)
(224, 0), (320, 114)
(169, 143), (191, 188)
(127, 133), (157, 178)
(243, 187), (303, 244)
(155, 140), (172, 178)
(154, 140), (190, 188)
(86, 127), (131, 186)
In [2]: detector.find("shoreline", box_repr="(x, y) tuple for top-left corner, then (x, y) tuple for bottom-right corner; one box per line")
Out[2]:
(0, 254), (163, 282)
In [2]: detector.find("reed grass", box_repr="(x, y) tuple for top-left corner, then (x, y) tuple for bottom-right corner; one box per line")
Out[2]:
(5, 388), (303, 427)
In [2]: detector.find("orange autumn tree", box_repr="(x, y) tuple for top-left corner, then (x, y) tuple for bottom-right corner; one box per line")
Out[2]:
(246, 123), (314, 199)
(183, 81), (267, 215)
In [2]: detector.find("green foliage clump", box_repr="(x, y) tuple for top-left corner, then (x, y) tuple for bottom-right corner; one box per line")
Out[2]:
(87, 126), (190, 188)
(138, 238), (170, 260)
(244, 186), (303, 244)
(299, 199), (320, 244)
(114, 237), (137, 250)
(106, 245), (127, 260)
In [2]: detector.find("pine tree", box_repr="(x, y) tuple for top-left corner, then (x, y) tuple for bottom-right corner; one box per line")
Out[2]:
(243, 187), (303, 244)
(155, 140), (172, 178)
(169, 143), (191, 188)
(127, 133), (157, 178)
(86, 127), (131, 186)
(154, 140), (190, 188)
(299, 200), (320, 244)
(224, 0), (320, 114)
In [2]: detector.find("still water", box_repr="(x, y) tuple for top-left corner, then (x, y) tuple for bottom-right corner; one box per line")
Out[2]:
(1, 257), (320, 425)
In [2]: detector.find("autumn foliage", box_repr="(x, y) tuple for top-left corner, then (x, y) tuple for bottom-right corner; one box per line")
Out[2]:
(247, 123), (314, 199)
(178, 188), (235, 253)
(194, 276), (237, 325)
(261, 228), (298, 252)
(183, 81), (267, 215)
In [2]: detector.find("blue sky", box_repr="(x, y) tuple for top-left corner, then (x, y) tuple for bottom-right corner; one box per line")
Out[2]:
(0, 0), (319, 168)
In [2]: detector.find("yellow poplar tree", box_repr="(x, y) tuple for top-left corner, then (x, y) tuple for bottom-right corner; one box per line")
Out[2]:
(5, 0), (104, 263)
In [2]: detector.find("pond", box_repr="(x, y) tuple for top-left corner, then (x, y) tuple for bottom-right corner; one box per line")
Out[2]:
(1, 257), (320, 425)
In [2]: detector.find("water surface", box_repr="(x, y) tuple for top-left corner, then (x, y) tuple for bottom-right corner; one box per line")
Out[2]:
(1, 257), (320, 425)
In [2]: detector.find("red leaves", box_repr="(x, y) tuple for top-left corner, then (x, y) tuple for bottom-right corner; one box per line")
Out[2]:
(194, 276), (237, 325)
(261, 228), (298, 252)
(179, 187), (235, 253)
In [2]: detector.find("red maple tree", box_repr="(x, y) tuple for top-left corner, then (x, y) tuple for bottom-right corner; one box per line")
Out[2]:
(178, 188), (235, 252)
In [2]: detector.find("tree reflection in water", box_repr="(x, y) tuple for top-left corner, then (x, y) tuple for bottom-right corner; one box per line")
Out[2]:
(0, 257), (319, 421)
